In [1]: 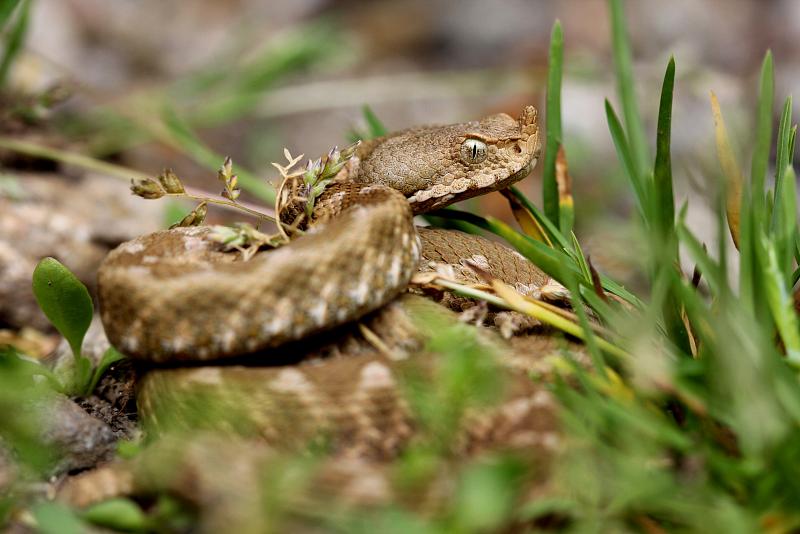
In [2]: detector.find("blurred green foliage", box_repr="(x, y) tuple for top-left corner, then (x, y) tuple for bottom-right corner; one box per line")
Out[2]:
(0, 0), (30, 88)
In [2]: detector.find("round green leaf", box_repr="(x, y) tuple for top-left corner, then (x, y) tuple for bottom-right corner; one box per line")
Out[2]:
(82, 498), (147, 531)
(31, 257), (93, 357)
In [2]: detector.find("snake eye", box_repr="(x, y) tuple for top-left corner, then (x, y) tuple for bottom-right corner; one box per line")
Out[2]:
(460, 138), (488, 164)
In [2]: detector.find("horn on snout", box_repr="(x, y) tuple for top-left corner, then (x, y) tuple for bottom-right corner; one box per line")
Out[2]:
(518, 105), (538, 137)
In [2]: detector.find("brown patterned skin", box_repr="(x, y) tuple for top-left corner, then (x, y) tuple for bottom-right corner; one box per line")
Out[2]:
(98, 106), (541, 362)
(97, 106), (550, 453)
(66, 108), (563, 518)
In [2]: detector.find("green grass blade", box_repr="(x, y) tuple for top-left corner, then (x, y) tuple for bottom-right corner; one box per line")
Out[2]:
(750, 51), (774, 225)
(653, 57), (676, 242)
(186, 24), (339, 126)
(776, 165), (798, 275)
(0, 0), (30, 87)
(559, 188), (575, 236)
(677, 220), (724, 296)
(738, 187), (756, 313)
(763, 239), (800, 368)
(560, 268), (607, 372)
(773, 96), (793, 209)
(596, 274), (644, 310)
(429, 208), (581, 284)
(543, 20), (564, 226)
(772, 97), (795, 272)
(507, 186), (571, 250)
(347, 105), (388, 143)
(609, 0), (649, 176)
(0, 0), (22, 26)
(568, 232), (592, 282)
(652, 57), (689, 351)
(362, 105), (387, 138)
(429, 207), (644, 309)
(86, 347), (126, 396)
(605, 99), (647, 220)
(161, 106), (274, 202)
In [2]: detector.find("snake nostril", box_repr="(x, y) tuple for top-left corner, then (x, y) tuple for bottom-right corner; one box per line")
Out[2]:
(513, 143), (523, 154)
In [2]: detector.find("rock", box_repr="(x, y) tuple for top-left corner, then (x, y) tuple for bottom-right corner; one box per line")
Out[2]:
(0, 171), (161, 331)
(38, 394), (117, 475)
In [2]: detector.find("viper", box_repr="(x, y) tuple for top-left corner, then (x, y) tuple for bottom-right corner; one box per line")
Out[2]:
(97, 105), (558, 456)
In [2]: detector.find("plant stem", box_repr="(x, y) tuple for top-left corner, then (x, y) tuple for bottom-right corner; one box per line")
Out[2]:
(0, 136), (276, 219)
(167, 193), (274, 222)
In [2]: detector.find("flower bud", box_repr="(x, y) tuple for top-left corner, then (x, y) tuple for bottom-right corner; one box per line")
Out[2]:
(158, 168), (185, 194)
(130, 178), (165, 199)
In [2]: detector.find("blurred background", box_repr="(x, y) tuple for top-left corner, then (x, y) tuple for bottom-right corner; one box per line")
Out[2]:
(3, 0), (800, 332)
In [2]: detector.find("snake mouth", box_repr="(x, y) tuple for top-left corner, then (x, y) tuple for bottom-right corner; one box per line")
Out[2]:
(406, 156), (539, 214)
(502, 156), (537, 188)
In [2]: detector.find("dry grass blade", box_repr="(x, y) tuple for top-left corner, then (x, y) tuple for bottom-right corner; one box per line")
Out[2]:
(462, 261), (626, 357)
(710, 91), (744, 249)
(499, 189), (552, 246)
(556, 145), (574, 234)
(588, 257), (609, 304)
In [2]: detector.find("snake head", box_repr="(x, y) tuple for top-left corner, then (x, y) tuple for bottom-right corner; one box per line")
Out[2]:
(354, 105), (541, 214)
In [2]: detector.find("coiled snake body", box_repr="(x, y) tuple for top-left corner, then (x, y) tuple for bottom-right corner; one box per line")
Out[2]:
(98, 106), (551, 456)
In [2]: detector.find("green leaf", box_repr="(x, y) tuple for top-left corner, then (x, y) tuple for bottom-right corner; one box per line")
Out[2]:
(0, 0), (22, 27)
(676, 219), (724, 297)
(86, 346), (126, 395)
(82, 498), (148, 532)
(773, 96), (793, 212)
(0, 345), (63, 392)
(605, 99), (647, 220)
(0, 0), (30, 88)
(75, 355), (93, 395)
(185, 22), (339, 123)
(568, 231), (592, 283)
(750, 50), (774, 225)
(560, 263), (606, 371)
(772, 97), (796, 273)
(507, 186), (571, 250)
(653, 57), (676, 242)
(454, 459), (524, 531)
(31, 502), (87, 534)
(429, 207), (581, 285)
(362, 105), (387, 139)
(31, 257), (93, 361)
(738, 187), (756, 313)
(775, 165), (798, 277)
(431, 203), (644, 310)
(609, 0), (649, 176)
(762, 239), (800, 368)
(543, 20), (564, 226)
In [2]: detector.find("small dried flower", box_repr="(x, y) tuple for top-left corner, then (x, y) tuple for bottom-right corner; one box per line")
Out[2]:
(209, 222), (281, 260)
(158, 168), (185, 194)
(294, 140), (361, 218)
(170, 202), (207, 229)
(218, 157), (241, 202)
(131, 177), (166, 199)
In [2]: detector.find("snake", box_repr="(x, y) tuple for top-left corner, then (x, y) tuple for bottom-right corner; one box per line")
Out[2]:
(96, 105), (557, 459)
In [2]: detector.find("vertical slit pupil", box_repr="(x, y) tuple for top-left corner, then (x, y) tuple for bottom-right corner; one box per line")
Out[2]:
(472, 143), (477, 160)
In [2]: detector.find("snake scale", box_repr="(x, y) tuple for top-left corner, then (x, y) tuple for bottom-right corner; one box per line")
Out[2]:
(96, 106), (557, 458)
